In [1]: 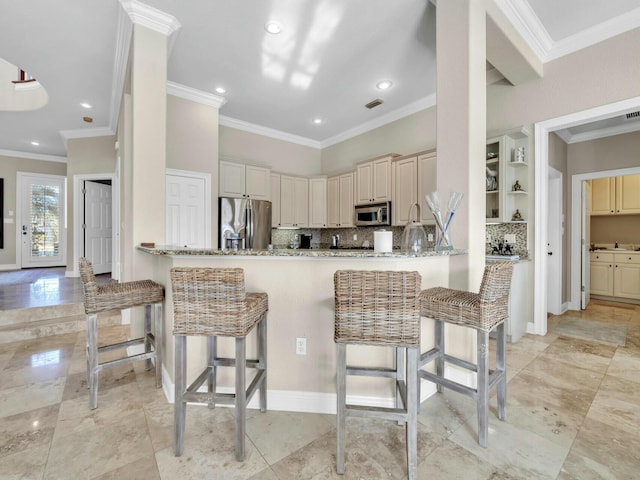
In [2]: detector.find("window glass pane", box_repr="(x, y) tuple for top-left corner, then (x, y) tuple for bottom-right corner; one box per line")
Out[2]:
(30, 183), (60, 257)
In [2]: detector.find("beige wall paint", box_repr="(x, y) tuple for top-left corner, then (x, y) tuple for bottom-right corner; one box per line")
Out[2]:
(567, 131), (640, 176)
(548, 132), (569, 303)
(65, 136), (117, 272)
(0, 155), (66, 268)
(167, 94), (220, 245)
(219, 125), (321, 176)
(591, 214), (640, 244)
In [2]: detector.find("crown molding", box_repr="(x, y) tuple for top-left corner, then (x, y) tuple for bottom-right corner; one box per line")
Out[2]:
(493, 0), (552, 63)
(219, 116), (322, 149)
(59, 127), (115, 147)
(167, 82), (227, 108)
(559, 121), (640, 145)
(119, 0), (181, 38)
(546, 8), (640, 61)
(320, 94), (437, 148)
(0, 148), (66, 163)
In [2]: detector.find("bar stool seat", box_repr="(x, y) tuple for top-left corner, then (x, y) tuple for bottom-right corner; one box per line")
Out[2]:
(170, 267), (268, 462)
(79, 257), (164, 410)
(418, 261), (513, 447)
(334, 270), (421, 480)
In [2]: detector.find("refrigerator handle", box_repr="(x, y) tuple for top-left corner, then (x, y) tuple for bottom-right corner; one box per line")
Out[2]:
(246, 202), (252, 249)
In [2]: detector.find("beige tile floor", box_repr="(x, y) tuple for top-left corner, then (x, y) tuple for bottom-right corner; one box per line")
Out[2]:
(0, 273), (639, 479)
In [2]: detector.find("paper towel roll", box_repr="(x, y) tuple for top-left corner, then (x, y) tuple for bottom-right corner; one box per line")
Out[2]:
(374, 230), (393, 253)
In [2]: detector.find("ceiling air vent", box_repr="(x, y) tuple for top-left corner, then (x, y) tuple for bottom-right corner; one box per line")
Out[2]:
(365, 99), (384, 109)
(625, 111), (640, 119)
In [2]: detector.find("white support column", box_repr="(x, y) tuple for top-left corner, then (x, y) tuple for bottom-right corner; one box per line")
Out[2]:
(436, 0), (487, 291)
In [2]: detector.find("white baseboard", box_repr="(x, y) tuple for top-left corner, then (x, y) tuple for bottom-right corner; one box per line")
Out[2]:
(0, 264), (19, 271)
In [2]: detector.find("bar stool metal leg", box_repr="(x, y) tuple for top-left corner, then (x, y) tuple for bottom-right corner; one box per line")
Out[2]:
(235, 336), (247, 462)
(435, 319), (444, 394)
(477, 330), (490, 448)
(406, 347), (418, 480)
(258, 316), (268, 413)
(144, 305), (152, 371)
(336, 343), (347, 475)
(207, 336), (217, 409)
(154, 303), (163, 388)
(174, 334), (187, 457)
(88, 313), (99, 410)
(396, 347), (405, 425)
(496, 323), (507, 421)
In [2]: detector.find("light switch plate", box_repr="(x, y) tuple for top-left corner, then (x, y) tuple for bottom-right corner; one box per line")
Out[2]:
(504, 234), (516, 244)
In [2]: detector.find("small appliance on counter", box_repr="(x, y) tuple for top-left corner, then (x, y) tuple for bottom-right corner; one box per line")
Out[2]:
(374, 229), (393, 253)
(299, 234), (312, 249)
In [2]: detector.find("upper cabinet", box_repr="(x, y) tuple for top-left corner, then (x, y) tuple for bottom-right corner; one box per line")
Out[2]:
(280, 175), (309, 227)
(591, 174), (640, 215)
(219, 161), (270, 200)
(327, 172), (355, 228)
(392, 152), (436, 226)
(270, 173), (281, 227)
(356, 155), (392, 205)
(308, 177), (327, 228)
(485, 130), (529, 223)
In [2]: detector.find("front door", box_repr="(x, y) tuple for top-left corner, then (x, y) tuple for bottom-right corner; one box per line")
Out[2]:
(84, 180), (112, 274)
(19, 173), (66, 268)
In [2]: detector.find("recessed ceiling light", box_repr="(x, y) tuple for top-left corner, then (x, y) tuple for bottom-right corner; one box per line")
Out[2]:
(376, 80), (393, 90)
(215, 87), (226, 94)
(312, 118), (323, 125)
(265, 22), (282, 34)
(80, 102), (92, 109)
(31, 141), (39, 146)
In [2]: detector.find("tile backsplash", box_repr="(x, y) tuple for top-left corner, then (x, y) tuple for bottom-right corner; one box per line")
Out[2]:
(485, 223), (528, 256)
(272, 225), (436, 250)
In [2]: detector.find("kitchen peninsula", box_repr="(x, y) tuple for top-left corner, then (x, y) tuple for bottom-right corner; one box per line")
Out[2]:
(140, 246), (466, 413)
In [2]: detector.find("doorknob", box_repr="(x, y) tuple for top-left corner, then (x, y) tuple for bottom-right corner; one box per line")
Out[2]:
(22, 225), (27, 236)
(547, 252), (553, 256)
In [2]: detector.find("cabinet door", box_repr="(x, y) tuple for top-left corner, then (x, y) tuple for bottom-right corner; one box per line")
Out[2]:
(309, 178), (327, 228)
(372, 157), (391, 202)
(392, 157), (417, 226)
(356, 162), (373, 204)
(339, 172), (355, 227)
(590, 262), (613, 296)
(417, 153), (436, 224)
(327, 176), (340, 227)
(590, 177), (615, 215)
(270, 173), (281, 227)
(614, 263), (640, 299)
(293, 177), (309, 227)
(245, 165), (270, 200)
(616, 174), (640, 214)
(219, 161), (246, 198)
(279, 175), (295, 226)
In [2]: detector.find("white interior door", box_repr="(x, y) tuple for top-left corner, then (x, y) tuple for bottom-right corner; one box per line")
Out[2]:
(547, 167), (563, 315)
(166, 173), (207, 248)
(19, 173), (66, 268)
(84, 180), (112, 274)
(581, 180), (592, 309)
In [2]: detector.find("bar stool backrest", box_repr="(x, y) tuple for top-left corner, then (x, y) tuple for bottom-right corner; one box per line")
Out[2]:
(477, 262), (513, 325)
(171, 267), (249, 336)
(334, 270), (421, 347)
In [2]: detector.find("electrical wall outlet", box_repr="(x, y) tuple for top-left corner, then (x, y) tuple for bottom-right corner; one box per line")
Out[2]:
(504, 234), (516, 244)
(296, 337), (307, 355)
(427, 233), (434, 242)
(353, 233), (357, 241)
(486, 233), (492, 244)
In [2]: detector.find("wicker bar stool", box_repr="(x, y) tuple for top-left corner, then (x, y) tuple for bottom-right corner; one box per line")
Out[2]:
(418, 261), (513, 447)
(170, 267), (268, 462)
(334, 270), (421, 480)
(79, 257), (164, 410)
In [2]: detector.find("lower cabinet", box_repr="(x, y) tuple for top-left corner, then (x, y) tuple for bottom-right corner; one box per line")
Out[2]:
(590, 252), (640, 299)
(507, 261), (531, 343)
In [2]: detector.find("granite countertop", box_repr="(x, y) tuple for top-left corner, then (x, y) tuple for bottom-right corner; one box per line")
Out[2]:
(138, 245), (467, 258)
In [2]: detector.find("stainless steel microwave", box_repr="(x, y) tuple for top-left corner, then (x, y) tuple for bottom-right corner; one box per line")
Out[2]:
(354, 202), (391, 226)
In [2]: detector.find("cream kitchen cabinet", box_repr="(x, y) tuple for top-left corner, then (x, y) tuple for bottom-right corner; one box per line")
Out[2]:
(280, 175), (308, 227)
(590, 252), (614, 296)
(327, 172), (354, 227)
(355, 155), (392, 205)
(590, 251), (640, 300)
(270, 173), (281, 227)
(308, 177), (327, 228)
(219, 161), (270, 200)
(613, 253), (640, 299)
(392, 152), (436, 226)
(591, 174), (640, 215)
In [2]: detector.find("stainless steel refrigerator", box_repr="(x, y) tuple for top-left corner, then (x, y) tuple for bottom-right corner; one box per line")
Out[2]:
(219, 197), (272, 250)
